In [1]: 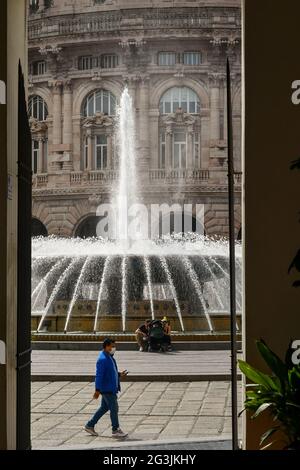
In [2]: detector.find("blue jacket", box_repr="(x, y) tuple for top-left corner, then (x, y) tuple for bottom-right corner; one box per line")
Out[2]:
(95, 350), (120, 394)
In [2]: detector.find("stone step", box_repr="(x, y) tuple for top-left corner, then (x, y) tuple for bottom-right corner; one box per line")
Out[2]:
(32, 340), (242, 351)
(32, 331), (242, 343)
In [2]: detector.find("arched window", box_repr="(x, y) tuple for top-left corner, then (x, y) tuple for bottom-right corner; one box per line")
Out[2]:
(32, 218), (48, 237)
(82, 89), (116, 117)
(75, 216), (102, 238)
(28, 95), (48, 121)
(159, 87), (200, 114)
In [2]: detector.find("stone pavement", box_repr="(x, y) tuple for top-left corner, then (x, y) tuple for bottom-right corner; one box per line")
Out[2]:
(32, 350), (238, 381)
(31, 381), (242, 449)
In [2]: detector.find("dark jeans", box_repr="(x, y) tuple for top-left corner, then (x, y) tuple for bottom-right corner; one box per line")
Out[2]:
(87, 393), (119, 431)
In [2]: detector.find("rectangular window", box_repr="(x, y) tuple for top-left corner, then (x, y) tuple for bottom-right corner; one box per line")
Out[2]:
(102, 54), (118, 69)
(37, 61), (47, 75)
(160, 133), (166, 168)
(32, 140), (39, 174)
(95, 135), (108, 169)
(183, 52), (201, 66)
(78, 56), (94, 70)
(31, 61), (47, 76)
(173, 131), (187, 169)
(158, 52), (176, 66)
(32, 61), (46, 75)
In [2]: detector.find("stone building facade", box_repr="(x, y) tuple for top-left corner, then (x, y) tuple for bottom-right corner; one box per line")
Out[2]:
(28, 0), (242, 238)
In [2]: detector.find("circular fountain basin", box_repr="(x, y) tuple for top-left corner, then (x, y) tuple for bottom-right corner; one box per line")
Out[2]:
(32, 236), (242, 335)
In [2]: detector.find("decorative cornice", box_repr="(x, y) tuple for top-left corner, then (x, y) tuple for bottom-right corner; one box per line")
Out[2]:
(32, 183), (241, 199)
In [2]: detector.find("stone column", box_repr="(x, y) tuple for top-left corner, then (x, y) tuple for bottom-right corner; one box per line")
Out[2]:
(209, 74), (221, 143)
(63, 82), (73, 146)
(52, 81), (62, 147)
(51, 81), (62, 171)
(187, 127), (194, 169)
(165, 127), (173, 170)
(72, 117), (81, 172)
(139, 77), (150, 172)
(86, 129), (93, 171)
(62, 81), (73, 171)
(149, 109), (159, 169)
(38, 137), (44, 173)
(200, 110), (210, 169)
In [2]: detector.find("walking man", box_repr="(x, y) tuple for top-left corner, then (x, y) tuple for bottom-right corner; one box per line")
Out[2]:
(84, 338), (128, 438)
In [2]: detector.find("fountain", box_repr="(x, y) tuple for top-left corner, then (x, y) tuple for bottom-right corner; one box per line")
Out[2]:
(31, 88), (242, 336)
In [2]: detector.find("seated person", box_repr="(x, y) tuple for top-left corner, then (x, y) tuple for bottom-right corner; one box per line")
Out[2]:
(135, 319), (151, 352)
(162, 316), (172, 351)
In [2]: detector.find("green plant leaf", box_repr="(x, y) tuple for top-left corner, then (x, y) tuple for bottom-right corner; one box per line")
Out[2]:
(238, 360), (277, 390)
(260, 427), (280, 446)
(285, 341), (296, 369)
(260, 440), (279, 451)
(256, 340), (288, 386)
(288, 368), (300, 389)
(286, 402), (300, 410)
(252, 402), (272, 419)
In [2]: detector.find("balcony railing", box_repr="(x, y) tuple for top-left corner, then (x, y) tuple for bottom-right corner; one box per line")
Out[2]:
(88, 170), (118, 182)
(70, 170), (118, 185)
(70, 172), (82, 184)
(28, 10), (240, 40)
(149, 169), (210, 182)
(32, 173), (48, 188)
(33, 169), (242, 189)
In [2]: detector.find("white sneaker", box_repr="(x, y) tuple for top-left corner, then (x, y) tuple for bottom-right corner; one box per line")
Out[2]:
(112, 428), (128, 438)
(84, 425), (98, 436)
(139, 346), (144, 352)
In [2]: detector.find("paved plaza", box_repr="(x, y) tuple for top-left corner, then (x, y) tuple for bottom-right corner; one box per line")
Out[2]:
(32, 350), (236, 381)
(31, 380), (242, 449)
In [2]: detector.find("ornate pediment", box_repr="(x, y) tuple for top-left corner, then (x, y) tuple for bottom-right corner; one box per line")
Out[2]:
(162, 108), (197, 126)
(82, 112), (114, 128)
(29, 117), (48, 134)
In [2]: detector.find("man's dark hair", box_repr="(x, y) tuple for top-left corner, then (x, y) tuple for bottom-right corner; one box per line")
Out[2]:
(145, 319), (151, 324)
(103, 338), (115, 349)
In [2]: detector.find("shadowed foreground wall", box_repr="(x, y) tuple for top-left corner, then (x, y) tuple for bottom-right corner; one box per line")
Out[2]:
(0, 0), (27, 450)
(0, 0), (8, 450)
(243, 0), (300, 449)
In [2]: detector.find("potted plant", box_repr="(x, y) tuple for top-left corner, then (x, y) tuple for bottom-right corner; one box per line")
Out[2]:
(238, 340), (300, 449)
